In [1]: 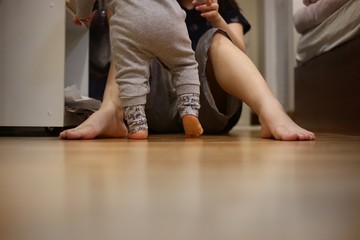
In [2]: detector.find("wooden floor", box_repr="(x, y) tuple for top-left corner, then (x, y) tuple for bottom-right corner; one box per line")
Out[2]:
(1, 127), (360, 240)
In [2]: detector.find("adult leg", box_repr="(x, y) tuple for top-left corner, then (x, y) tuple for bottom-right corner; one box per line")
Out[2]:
(207, 32), (315, 140)
(60, 8), (128, 140)
(59, 63), (128, 139)
(60, 34), (315, 140)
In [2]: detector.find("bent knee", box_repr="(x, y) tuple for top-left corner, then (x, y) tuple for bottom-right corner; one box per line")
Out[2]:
(210, 32), (233, 51)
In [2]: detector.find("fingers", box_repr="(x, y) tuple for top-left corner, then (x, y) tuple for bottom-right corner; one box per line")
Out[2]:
(195, 3), (217, 11)
(73, 16), (83, 25)
(205, 0), (212, 6)
(72, 15), (93, 26)
(194, 0), (207, 4)
(192, 0), (215, 7)
(195, 1), (219, 18)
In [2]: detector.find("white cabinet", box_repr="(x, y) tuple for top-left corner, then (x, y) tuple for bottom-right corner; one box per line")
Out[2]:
(0, 0), (89, 127)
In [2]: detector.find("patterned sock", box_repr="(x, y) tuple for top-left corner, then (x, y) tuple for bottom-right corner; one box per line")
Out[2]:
(177, 93), (201, 118)
(123, 105), (148, 134)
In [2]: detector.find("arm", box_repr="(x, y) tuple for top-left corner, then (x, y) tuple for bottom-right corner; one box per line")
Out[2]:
(193, 0), (246, 52)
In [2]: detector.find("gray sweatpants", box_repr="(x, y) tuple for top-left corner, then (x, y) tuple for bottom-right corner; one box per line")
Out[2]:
(76, 0), (201, 133)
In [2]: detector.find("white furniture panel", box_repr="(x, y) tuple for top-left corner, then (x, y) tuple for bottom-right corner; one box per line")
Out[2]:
(0, 0), (89, 127)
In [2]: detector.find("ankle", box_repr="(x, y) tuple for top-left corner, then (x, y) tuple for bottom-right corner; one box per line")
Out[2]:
(257, 99), (284, 121)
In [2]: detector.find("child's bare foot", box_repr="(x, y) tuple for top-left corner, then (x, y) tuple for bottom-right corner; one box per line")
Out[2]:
(123, 105), (148, 140)
(258, 101), (315, 141)
(59, 102), (128, 139)
(182, 115), (203, 138)
(128, 130), (148, 140)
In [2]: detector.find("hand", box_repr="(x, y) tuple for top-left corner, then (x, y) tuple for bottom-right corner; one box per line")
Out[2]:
(73, 15), (93, 26)
(192, 0), (220, 24)
(194, 0), (211, 5)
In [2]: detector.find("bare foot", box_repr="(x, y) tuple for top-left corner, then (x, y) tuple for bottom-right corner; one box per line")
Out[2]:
(59, 102), (128, 140)
(258, 102), (315, 141)
(182, 115), (204, 138)
(128, 130), (148, 140)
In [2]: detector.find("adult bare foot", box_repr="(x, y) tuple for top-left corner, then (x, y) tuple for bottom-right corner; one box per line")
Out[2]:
(258, 102), (315, 141)
(59, 103), (128, 140)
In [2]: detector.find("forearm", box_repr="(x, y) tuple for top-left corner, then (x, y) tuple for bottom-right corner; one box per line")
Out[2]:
(76, 0), (95, 19)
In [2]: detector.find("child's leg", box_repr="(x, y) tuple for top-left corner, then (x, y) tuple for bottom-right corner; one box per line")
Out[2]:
(123, 105), (148, 139)
(177, 93), (203, 138)
(141, 2), (202, 137)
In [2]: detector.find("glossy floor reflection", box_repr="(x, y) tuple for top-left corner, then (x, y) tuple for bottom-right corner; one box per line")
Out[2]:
(1, 127), (360, 240)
